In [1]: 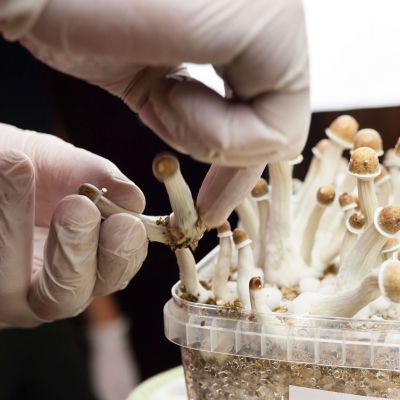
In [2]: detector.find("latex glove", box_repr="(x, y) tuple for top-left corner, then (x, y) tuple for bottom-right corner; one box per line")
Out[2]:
(0, 123), (148, 328)
(87, 317), (140, 400)
(0, 0), (310, 226)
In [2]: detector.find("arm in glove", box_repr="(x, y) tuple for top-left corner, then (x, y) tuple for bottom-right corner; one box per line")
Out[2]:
(0, 0), (310, 227)
(0, 123), (148, 327)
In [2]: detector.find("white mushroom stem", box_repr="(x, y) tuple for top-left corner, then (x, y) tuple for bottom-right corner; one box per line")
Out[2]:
(213, 223), (234, 304)
(79, 183), (169, 244)
(233, 229), (260, 310)
(337, 206), (400, 291)
(339, 212), (366, 265)
(376, 173), (392, 206)
(175, 248), (210, 303)
(300, 186), (335, 266)
(251, 179), (270, 269)
(249, 277), (286, 348)
(235, 198), (259, 245)
(265, 162), (306, 286)
(289, 273), (380, 318)
(153, 153), (201, 238)
(357, 178), (379, 225)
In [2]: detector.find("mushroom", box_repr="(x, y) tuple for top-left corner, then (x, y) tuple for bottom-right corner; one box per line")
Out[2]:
(339, 211), (367, 264)
(348, 147), (380, 225)
(384, 145), (400, 203)
(235, 198), (259, 247)
(300, 186), (336, 266)
(213, 222), (234, 305)
(153, 153), (204, 244)
(175, 248), (210, 303)
(337, 205), (400, 291)
(233, 228), (261, 310)
(250, 178), (270, 269)
(353, 128), (384, 156)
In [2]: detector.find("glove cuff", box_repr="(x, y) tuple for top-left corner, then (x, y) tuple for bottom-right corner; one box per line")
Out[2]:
(0, 0), (49, 41)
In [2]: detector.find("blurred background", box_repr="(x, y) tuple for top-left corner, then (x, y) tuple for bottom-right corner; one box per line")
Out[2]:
(0, 36), (399, 400)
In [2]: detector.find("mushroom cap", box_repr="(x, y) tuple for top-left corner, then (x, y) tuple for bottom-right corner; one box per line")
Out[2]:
(217, 221), (231, 234)
(313, 139), (330, 157)
(353, 128), (383, 153)
(380, 260), (400, 303)
(251, 178), (269, 198)
(78, 183), (99, 201)
(328, 115), (359, 144)
(152, 153), (180, 181)
(317, 185), (335, 205)
(249, 276), (263, 291)
(395, 138), (400, 158)
(349, 212), (367, 230)
(378, 206), (400, 235)
(348, 147), (380, 176)
(233, 228), (249, 245)
(339, 192), (354, 208)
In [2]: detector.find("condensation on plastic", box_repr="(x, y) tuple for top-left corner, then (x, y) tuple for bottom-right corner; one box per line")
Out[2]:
(164, 247), (400, 371)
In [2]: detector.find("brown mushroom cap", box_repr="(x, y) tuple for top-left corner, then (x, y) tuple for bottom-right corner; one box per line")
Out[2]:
(249, 276), (263, 291)
(378, 206), (400, 235)
(317, 185), (336, 205)
(152, 153), (179, 181)
(381, 261), (400, 303)
(353, 129), (383, 153)
(217, 221), (231, 234)
(339, 192), (354, 208)
(251, 178), (269, 198)
(349, 147), (380, 175)
(349, 212), (367, 230)
(233, 228), (249, 245)
(314, 139), (330, 155)
(328, 115), (359, 144)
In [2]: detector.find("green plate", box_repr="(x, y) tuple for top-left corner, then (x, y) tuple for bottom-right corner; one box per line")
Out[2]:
(127, 366), (185, 400)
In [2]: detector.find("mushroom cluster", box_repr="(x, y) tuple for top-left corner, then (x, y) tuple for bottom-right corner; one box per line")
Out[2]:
(80, 115), (400, 323)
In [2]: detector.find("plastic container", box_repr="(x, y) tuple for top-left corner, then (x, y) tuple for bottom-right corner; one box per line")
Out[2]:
(164, 248), (400, 399)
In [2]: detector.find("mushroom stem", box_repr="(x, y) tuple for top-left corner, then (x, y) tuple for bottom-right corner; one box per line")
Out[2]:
(339, 212), (366, 265)
(175, 248), (210, 303)
(265, 162), (305, 286)
(251, 178), (270, 269)
(337, 206), (400, 291)
(290, 273), (380, 318)
(235, 198), (259, 246)
(213, 222), (234, 304)
(153, 153), (202, 240)
(233, 229), (260, 310)
(300, 186), (335, 266)
(79, 183), (170, 245)
(375, 166), (392, 206)
(357, 179), (378, 225)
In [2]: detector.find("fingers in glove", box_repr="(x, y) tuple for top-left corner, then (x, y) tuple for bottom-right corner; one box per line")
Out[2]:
(93, 213), (148, 297)
(197, 163), (266, 228)
(139, 79), (308, 167)
(0, 151), (37, 325)
(28, 195), (101, 320)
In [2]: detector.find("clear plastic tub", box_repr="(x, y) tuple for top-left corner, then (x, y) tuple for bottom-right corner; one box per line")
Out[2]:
(164, 248), (400, 399)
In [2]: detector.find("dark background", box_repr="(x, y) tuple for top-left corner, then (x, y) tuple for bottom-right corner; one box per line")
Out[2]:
(0, 38), (399, 387)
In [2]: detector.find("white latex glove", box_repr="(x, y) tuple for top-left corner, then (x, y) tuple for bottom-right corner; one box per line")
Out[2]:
(0, 0), (310, 227)
(0, 123), (148, 328)
(87, 318), (140, 400)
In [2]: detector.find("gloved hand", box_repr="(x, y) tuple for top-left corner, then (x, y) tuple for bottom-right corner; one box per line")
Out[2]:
(0, 123), (148, 328)
(0, 0), (310, 227)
